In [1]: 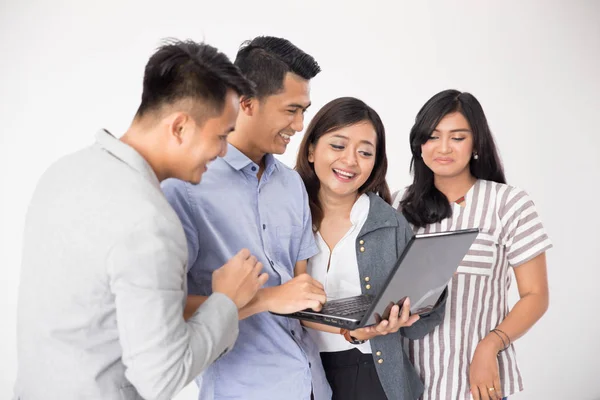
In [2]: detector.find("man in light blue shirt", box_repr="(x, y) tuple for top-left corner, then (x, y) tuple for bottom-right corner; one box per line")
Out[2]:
(162, 36), (331, 400)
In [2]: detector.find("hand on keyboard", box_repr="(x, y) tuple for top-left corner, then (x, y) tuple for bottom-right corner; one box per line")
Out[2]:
(263, 273), (327, 314)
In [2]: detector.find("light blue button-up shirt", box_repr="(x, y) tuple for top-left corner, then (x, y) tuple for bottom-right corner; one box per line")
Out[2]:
(162, 144), (331, 400)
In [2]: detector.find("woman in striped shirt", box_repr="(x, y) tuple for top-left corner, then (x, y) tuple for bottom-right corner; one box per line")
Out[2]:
(393, 89), (552, 400)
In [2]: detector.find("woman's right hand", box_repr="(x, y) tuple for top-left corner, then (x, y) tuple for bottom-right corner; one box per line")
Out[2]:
(351, 298), (420, 340)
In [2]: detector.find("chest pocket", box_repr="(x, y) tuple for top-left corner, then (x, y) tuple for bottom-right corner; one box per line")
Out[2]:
(275, 225), (303, 261)
(455, 231), (497, 277)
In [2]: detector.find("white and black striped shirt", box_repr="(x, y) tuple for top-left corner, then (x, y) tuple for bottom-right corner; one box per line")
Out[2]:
(393, 179), (552, 399)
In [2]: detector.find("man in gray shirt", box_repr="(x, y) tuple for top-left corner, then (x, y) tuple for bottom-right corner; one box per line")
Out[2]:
(14, 39), (267, 400)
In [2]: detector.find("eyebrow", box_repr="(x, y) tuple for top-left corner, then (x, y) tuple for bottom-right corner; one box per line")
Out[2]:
(433, 128), (472, 133)
(331, 134), (375, 148)
(287, 102), (311, 110)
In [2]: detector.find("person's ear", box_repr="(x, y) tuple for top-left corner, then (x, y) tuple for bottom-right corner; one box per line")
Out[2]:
(308, 144), (315, 163)
(170, 112), (190, 144)
(240, 96), (255, 116)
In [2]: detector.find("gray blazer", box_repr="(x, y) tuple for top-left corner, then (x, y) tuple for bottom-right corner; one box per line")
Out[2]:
(14, 130), (239, 400)
(356, 193), (447, 400)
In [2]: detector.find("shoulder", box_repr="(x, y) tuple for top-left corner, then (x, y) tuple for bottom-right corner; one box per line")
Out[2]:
(365, 193), (411, 232)
(274, 160), (306, 189)
(161, 177), (189, 197)
(390, 186), (409, 210)
(478, 180), (534, 217)
(479, 180), (524, 198)
(274, 158), (298, 178)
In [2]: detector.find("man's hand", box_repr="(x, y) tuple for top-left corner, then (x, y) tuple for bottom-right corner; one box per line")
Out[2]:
(264, 273), (327, 314)
(351, 298), (420, 340)
(212, 249), (269, 309)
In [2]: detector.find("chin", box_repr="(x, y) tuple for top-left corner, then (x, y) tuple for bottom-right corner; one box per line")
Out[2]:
(431, 168), (466, 179)
(272, 145), (287, 155)
(328, 186), (360, 198)
(188, 174), (203, 185)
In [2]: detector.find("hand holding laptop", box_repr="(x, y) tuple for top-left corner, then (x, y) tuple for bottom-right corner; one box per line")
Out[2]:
(349, 298), (420, 341)
(275, 228), (479, 329)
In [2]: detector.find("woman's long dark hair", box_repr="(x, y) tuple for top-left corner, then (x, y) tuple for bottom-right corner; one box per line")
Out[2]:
(401, 89), (506, 227)
(295, 97), (391, 231)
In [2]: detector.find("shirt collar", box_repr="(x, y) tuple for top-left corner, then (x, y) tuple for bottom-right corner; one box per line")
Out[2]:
(222, 143), (279, 177)
(350, 193), (370, 226)
(95, 129), (160, 188)
(359, 192), (400, 235)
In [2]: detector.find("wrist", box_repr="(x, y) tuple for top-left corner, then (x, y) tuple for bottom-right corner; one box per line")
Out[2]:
(341, 328), (367, 344)
(259, 286), (276, 312)
(349, 330), (371, 341)
(479, 334), (504, 354)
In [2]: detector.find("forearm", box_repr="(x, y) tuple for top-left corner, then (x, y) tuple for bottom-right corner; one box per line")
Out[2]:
(186, 287), (279, 321)
(184, 295), (208, 321)
(301, 320), (340, 334)
(400, 289), (447, 339)
(238, 287), (274, 320)
(481, 291), (549, 351)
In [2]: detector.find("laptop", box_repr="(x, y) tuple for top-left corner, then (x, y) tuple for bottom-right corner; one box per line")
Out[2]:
(276, 228), (479, 329)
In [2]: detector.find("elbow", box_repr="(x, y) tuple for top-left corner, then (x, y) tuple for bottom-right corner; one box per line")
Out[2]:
(523, 289), (549, 318)
(540, 291), (550, 316)
(400, 305), (446, 340)
(126, 363), (187, 400)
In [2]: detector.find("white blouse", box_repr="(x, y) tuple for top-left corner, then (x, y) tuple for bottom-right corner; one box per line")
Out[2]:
(306, 194), (373, 354)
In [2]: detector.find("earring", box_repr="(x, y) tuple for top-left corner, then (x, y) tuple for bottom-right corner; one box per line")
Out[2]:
(473, 152), (479, 160)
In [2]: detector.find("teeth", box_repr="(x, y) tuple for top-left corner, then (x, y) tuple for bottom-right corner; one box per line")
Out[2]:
(333, 169), (355, 178)
(280, 133), (290, 140)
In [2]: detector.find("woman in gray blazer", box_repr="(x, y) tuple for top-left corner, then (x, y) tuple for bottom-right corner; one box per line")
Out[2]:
(294, 97), (447, 400)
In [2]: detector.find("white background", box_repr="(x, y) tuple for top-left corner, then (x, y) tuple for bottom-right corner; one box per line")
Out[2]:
(1, 1), (599, 399)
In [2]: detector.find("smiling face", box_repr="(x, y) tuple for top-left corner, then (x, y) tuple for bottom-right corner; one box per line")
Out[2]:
(421, 111), (475, 180)
(168, 89), (240, 184)
(308, 121), (377, 201)
(247, 72), (311, 155)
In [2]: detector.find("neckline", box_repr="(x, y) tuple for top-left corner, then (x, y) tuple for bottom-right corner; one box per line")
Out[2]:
(451, 179), (479, 208)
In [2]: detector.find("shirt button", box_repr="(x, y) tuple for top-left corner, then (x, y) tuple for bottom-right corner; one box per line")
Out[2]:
(359, 239), (364, 245)
(359, 246), (365, 252)
(263, 224), (266, 230)
(378, 358), (384, 364)
(291, 330), (295, 336)
(269, 260), (274, 266)
(376, 351), (382, 356)
(309, 362), (312, 368)
(251, 166), (257, 171)
(364, 276), (370, 282)
(365, 284), (371, 290)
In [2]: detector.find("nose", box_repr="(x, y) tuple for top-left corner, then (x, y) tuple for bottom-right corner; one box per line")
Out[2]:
(290, 110), (304, 132)
(341, 148), (358, 166)
(439, 137), (452, 154)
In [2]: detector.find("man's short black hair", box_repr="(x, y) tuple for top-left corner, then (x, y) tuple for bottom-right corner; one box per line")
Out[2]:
(234, 36), (321, 99)
(136, 39), (254, 119)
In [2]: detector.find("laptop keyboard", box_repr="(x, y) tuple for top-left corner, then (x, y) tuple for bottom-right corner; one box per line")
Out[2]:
(321, 295), (373, 316)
